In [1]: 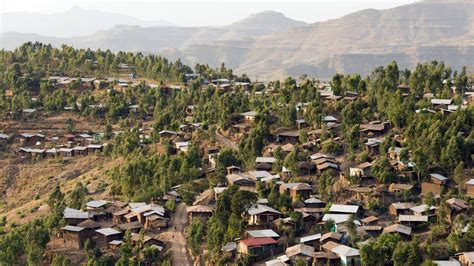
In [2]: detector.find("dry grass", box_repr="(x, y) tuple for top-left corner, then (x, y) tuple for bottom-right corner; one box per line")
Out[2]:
(0, 155), (123, 227)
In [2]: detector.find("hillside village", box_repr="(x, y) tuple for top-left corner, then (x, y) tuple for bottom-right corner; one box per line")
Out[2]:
(0, 43), (473, 266)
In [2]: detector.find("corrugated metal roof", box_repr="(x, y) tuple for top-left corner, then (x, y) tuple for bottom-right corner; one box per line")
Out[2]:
(329, 204), (359, 214)
(331, 244), (360, 257)
(62, 225), (85, 232)
(300, 233), (321, 243)
(248, 204), (281, 215)
(96, 228), (121, 236)
(86, 200), (108, 208)
(246, 229), (279, 238)
(398, 215), (428, 222)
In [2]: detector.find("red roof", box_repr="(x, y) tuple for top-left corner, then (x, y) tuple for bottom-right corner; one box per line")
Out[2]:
(240, 237), (277, 247)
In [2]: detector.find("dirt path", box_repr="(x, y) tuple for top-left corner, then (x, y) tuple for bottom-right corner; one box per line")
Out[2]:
(215, 130), (239, 151)
(162, 203), (193, 266)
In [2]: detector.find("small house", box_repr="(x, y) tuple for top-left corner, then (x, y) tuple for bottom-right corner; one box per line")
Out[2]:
(304, 197), (326, 208)
(74, 146), (88, 156)
(226, 174), (255, 189)
(280, 183), (312, 201)
(237, 237), (278, 258)
(359, 121), (390, 138)
(446, 198), (469, 223)
(226, 165), (241, 175)
(349, 162), (372, 178)
(299, 233), (322, 250)
(63, 208), (90, 225)
(285, 244), (315, 265)
(276, 131), (300, 144)
(389, 202), (415, 217)
(331, 244), (361, 266)
(248, 204), (281, 225)
(77, 219), (101, 238)
(60, 225), (88, 249)
(240, 111), (258, 122)
(320, 232), (342, 246)
(116, 221), (143, 233)
(87, 144), (104, 154)
(382, 224), (412, 239)
(410, 204), (437, 217)
(95, 228), (122, 246)
(186, 205), (214, 222)
(58, 148), (74, 157)
(296, 119), (308, 129)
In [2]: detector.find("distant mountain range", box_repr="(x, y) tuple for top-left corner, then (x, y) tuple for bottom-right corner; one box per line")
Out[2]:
(0, 6), (174, 37)
(1, 1), (474, 79)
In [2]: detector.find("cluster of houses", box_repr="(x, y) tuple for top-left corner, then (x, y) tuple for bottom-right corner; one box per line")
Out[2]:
(0, 131), (107, 159)
(186, 175), (473, 265)
(178, 82), (474, 265)
(55, 200), (168, 253)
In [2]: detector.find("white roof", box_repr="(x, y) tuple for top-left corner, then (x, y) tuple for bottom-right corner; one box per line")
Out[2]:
(410, 204), (436, 213)
(96, 228), (121, 236)
(87, 144), (103, 149)
(246, 229), (280, 238)
(159, 130), (177, 135)
(213, 187), (227, 194)
(329, 204), (359, 214)
(322, 115), (338, 122)
(266, 255), (290, 266)
(261, 175), (281, 183)
(109, 240), (123, 245)
(86, 200), (108, 208)
(465, 179), (474, 185)
(398, 215), (428, 222)
(255, 157), (277, 164)
(322, 214), (351, 224)
(300, 233), (321, 243)
(64, 207), (81, 213)
(383, 224), (412, 235)
(248, 170), (273, 180)
(430, 173), (447, 181)
(64, 211), (90, 219)
(63, 225), (85, 232)
(309, 152), (332, 160)
(240, 111), (257, 116)
(175, 141), (189, 147)
(132, 204), (165, 216)
(248, 204), (281, 215)
(304, 197), (323, 204)
(433, 261), (460, 266)
(331, 244), (360, 257)
(431, 99), (452, 105)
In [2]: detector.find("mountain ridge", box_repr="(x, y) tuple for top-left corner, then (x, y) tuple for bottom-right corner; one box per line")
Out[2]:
(1, 2), (474, 79)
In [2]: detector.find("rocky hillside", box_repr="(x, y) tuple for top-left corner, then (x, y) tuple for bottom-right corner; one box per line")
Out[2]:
(1, 2), (474, 79)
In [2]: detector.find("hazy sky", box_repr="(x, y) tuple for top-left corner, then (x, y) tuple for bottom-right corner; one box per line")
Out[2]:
(1, 0), (417, 26)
